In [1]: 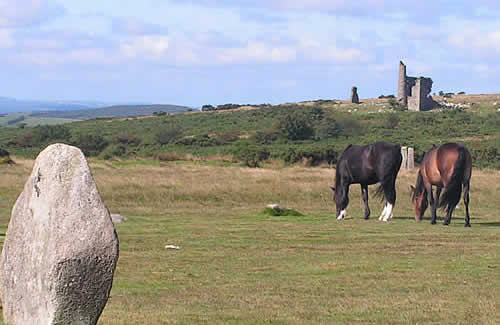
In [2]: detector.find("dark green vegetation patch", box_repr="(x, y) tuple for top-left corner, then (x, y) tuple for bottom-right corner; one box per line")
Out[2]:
(0, 103), (499, 168)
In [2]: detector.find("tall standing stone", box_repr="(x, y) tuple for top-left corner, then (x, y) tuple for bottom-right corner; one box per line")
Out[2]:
(407, 147), (415, 169)
(0, 144), (119, 325)
(351, 86), (360, 104)
(401, 146), (408, 170)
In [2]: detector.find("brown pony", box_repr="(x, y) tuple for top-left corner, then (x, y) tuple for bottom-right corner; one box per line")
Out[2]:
(411, 143), (472, 227)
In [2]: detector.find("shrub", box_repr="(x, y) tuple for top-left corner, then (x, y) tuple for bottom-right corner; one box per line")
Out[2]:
(154, 125), (183, 145)
(388, 98), (406, 111)
(278, 112), (314, 141)
(201, 104), (215, 111)
(100, 144), (127, 160)
(175, 134), (218, 147)
(14, 125), (72, 147)
(282, 146), (338, 166)
(315, 117), (341, 139)
(338, 118), (364, 138)
(384, 113), (400, 129)
(254, 130), (280, 145)
(72, 134), (108, 156)
(232, 142), (270, 167)
(262, 207), (303, 217)
(114, 134), (141, 146)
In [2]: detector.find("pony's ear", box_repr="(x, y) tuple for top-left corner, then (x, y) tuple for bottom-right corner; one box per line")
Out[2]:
(330, 186), (336, 192)
(409, 185), (415, 193)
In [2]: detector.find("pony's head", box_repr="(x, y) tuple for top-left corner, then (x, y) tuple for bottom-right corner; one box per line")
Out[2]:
(331, 183), (349, 219)
(410, 172), (428, 221)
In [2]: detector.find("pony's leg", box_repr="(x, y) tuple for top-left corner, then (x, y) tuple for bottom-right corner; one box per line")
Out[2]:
(443, 204), (456, 225)
(361, 184), (370, 220)
(463, 181), (471, 227)
(428, 186), (437, 225)
(379, 202), (388, 221)
(381, 179), (396, 222)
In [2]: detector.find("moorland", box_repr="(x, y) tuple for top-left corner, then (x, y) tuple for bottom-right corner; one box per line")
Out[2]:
(0, 94), (498, 324)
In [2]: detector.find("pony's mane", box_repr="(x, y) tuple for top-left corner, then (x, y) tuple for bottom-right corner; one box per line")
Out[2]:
(411, 171), (426, 202)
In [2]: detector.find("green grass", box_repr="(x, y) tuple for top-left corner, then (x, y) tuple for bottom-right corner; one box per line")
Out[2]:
(0, 159), (498, 324)
(0, 113), (80, 128)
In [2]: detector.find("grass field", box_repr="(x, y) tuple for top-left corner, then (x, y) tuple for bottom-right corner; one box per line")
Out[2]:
(0, 158), (499, 324)
(0, 113), (79, 127)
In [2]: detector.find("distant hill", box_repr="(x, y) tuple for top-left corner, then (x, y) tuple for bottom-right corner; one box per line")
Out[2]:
(30, 104), (191, 120)
(0, 97), (115, 114)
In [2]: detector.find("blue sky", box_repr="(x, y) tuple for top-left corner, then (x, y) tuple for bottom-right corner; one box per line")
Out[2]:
(1, 0), (500, 107)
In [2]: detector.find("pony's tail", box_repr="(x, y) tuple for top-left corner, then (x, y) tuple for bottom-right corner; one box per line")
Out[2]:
(439, 147), (466, 211)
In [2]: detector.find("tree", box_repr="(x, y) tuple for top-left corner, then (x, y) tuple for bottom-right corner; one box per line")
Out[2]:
(315, 117), (341, 139)
(277, 112), (314, 141)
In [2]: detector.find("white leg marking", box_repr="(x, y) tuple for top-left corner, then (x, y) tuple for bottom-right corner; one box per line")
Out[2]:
(383, 203), (393, 222)
(337, 209), (347, 220)
(379, 203), (388, 221)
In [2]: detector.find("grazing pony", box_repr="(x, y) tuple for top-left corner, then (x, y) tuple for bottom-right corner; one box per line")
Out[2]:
(411, 143), (472, 227)
(332, 142), (402, 221)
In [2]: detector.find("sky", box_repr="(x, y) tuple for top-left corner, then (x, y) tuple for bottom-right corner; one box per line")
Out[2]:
(1, 0), (500, 107)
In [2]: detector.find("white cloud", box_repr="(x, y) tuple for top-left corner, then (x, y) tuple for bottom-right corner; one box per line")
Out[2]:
(120, 35), (170, 58)
(298, 39), (370, 63)
(217, 41), (296, 64)
(448, 28), (500, 54)
(0, 28), (14, 48)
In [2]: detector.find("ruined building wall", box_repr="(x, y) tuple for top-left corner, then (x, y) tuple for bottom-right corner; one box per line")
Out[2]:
(408, 78), (434, 111)
(397, 61), (435, 111)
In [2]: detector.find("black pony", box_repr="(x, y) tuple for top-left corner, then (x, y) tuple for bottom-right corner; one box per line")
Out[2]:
(332, 142), (402, 221)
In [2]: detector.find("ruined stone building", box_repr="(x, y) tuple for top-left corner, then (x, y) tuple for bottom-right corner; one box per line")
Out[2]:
(397, 61), (435, 111)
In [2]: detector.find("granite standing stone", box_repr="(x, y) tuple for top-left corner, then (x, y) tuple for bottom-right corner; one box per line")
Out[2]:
(351, 86), (360, 104)
(0, 144), (119, 325)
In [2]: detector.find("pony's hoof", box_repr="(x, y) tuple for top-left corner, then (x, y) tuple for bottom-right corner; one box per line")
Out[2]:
(443, 222), (449, 226)
(431, 221), (436, 225)
(465, 223), (471, 227)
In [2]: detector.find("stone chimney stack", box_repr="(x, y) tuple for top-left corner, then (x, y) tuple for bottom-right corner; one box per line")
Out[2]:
(398, 61), (407, 106)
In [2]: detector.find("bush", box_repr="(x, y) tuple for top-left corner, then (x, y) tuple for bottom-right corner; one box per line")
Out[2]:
(175, 134), (218, 147)
(262, 207), (303, 217)
(388, 98), (406, 111)
(338, 118), (364, 138)
(72, 134), (108, 156)
(384, 113), (400, 129)
(232, 142), (270, 167)
(282, 146), (338, 166)
(154, 125), (182, 145)
(315, 117), (341, 140)
(13, 125), (72, 148)
(278, 112), (314, 141)
(114, 134), (141, 146)
(100, 144), (127, 160)
(254, 130), (280, 145)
